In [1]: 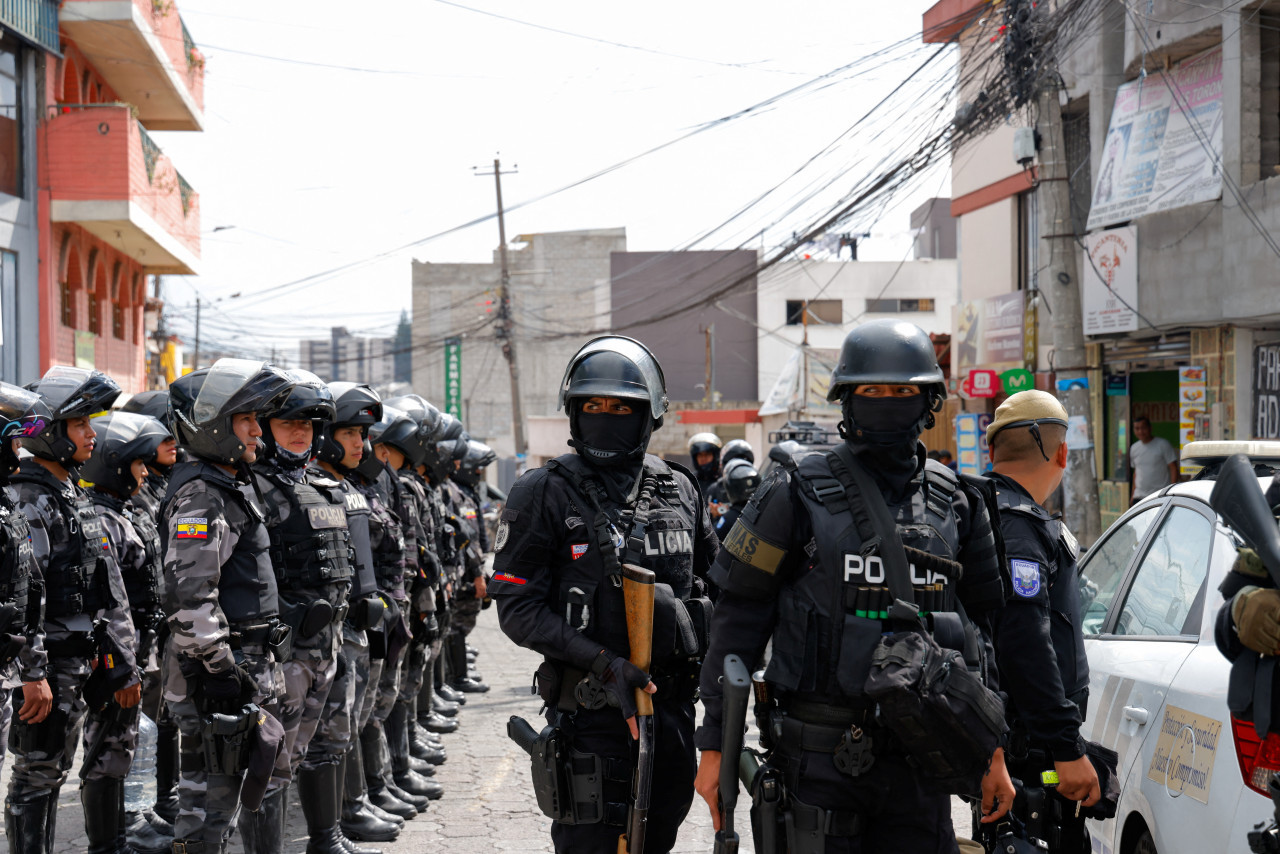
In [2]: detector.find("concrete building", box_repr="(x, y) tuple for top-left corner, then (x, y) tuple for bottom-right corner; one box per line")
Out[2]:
(412, 228), (626, 455)
(923, 0), (1280, 525)
(301, 326), (397, 385)
(34, 0), (204, 390)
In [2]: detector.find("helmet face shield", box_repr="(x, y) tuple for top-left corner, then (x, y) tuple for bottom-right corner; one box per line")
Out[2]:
(171, 359), (293, 465)
(192, 359), (288, 423)
(558, 336), (668, 421)
(82, 412), (173, 496)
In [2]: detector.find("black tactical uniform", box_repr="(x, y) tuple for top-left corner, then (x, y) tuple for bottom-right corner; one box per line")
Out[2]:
(698, 320), (1006, 854)
(712, 458), (761, 545)
(494, 336), (717, 854)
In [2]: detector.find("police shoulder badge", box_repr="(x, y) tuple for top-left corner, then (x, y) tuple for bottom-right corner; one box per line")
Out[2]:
(1010, 559), (1041, 598)
(494, 520), (509, 552)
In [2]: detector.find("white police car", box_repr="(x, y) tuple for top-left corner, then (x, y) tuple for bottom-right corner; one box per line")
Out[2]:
(1080, 441), (1280, 854)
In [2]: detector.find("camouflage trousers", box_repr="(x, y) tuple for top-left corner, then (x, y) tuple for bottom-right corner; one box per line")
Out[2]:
(397, 641), (430, 704)
(137, 628), (165, 723)
(8, 655), (138, 794)
(451, 595), (483, 637)
(303, 625), (375, 770)
(369, 639), (405, 725)
(267, 652), (338, 791)
(165, 645), (280, 846)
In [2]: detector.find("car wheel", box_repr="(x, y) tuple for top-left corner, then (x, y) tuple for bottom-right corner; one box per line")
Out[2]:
(1134, 829), (1157, 854)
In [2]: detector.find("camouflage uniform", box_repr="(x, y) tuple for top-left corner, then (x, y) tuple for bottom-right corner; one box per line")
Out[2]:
(445, 478), (487, 638)
(161, 460), (282, 847)
(0, 484), (44, 774)
(7, 460), (138, 792)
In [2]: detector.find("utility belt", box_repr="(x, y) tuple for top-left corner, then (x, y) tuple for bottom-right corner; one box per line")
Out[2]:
(843, 584), (951, 619)
(506, 716), (631, 828)
(771, 697), (882, 780)
(535, 657), (701, 714)
(228, 619), (293, 662)
(749, 759), (865, 854)
(45, 632), (97, 659)
(280, 598), (348, 645)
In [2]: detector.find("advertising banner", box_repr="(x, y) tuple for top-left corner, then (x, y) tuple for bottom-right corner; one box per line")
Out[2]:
(443, 336), (462, 418)
(1082, 227), (1139, 335)
(1087, 47), (1223, 229)
(953, 291), (1026, 374)
(1256, 344), (1280, 439)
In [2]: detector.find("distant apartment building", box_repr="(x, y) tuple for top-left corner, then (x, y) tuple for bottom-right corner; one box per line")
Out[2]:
(300, 326), (398, 386)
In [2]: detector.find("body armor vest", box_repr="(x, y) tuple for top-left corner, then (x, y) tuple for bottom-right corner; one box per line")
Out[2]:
(11, 468), (109, 619)
(992, 483), (1089, 700)
(163, 462), (278, 626)
(544, 453), (699, 668)
(765, 454), (963, 700)
(341, 481), (378, 599)
(93, 492), (163, 614)
(260, 472), (354, 592)
(355, 479), (405, 588)
(0, 495), (33, 621)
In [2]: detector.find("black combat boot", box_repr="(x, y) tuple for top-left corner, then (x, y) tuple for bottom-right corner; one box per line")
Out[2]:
(387, 701), (444, 800)
(153, 717), (180, 824)
(236, 786), (284, 854)
(360, 723), (419, 819)
(82, 777), (138, 854)
(298, 762), (349, 854)
(434, 657), (465, 705)
(7, 788), (58, 854)
(339, 745), (399, 843)
(448, 634), (489, 694)
(125, 808), (173, 854)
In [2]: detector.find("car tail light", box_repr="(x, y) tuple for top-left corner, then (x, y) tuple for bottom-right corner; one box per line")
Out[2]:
(1232, 715), (1280, 796)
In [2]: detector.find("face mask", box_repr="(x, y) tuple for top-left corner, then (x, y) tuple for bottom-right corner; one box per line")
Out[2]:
(844, 395), (928, 446)
(275, 444), (312, 469)
(576, 411), (648, 455)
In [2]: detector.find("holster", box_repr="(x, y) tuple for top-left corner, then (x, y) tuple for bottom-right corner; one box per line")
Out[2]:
(750, 762), (784, 854)
(282, 599), (334, 641)
(347, 595), (386, 632)
(267, 621), (294, 662)
(8, 687), (68, 756)
(201, 703), (261, 776)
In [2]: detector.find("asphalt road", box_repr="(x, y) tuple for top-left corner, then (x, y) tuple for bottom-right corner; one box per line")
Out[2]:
(0, 608), (978, 852)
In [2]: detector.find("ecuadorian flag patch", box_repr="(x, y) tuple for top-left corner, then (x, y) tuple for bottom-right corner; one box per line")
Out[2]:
(176, 517), (208, 540)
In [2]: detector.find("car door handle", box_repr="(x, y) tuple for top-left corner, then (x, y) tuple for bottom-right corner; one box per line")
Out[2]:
(1123, 706), (1149, 725)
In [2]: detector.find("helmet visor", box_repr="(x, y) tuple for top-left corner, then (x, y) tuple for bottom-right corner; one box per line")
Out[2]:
(0, 384), (48, 439)
(35, 366), (100, 417)
(193, 359), (280, 423)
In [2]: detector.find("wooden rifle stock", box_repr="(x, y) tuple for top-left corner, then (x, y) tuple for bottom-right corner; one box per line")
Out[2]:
(618, 563), (655, 854)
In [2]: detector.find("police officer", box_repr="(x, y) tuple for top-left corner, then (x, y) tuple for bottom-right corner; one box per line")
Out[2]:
(120, 391), (183, 835)
(162, 358), (293, 854)
(311, 381), (398, 845)
(443, 438), (494, 694)
(0, 383), (52, 780)
(713, 458), (761, 544)
(688, 432), (724, 512)
(493, 335), (718, 854)
(693, 320), (1013, 854)
(83, 411), (177, 854)
(983, 391), (1099, 851)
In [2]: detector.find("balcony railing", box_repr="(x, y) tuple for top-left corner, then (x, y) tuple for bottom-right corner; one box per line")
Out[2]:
(0, 0), (59, 54)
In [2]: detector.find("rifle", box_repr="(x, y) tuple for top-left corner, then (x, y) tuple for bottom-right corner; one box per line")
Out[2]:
(618, 564), (655, 854)
(714, 654), (752, 854)
(1211, 454), (1280, 588)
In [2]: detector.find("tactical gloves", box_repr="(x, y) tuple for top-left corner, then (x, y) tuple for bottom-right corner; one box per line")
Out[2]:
(201, 664), (256, 705)
(599, 655), (653, 720)
(1233, 585), (1280, 654)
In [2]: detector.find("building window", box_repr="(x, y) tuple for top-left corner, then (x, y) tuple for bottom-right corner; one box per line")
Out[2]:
(1260, 7), (1280, 179)
(112, 301), (124, 340)
(0, 38), (23, 198)
(784, 299), (843, 325)
(866, 298), (935, 313)
(59, 279), (72, 327)
(1063, 99), (1092, 233)
(88, 292), (100, 335)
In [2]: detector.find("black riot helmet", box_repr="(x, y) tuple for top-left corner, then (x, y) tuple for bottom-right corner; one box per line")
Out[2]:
(453, 439), (495, 486)
(22, 366), (121, 467)
(82, 412), (173, 498)
(169, 359), (294, 466)
(721, 438), (754, 467)
(385, 395), (443, 442)
(687, 432), (723, 481)
(120, 390), (171, 427)
(368, 404), (424, 470)
(259, 370), (335, 462)
(827, 320), (946, 444)
(560, 335), (667, 466)
(722, 458), (762, 506)
(317, 382), (383, 471)
(0, 382), (52, 479)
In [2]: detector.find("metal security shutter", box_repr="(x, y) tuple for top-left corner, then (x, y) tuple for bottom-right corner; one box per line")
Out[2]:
(1099, 331), (1191, 368)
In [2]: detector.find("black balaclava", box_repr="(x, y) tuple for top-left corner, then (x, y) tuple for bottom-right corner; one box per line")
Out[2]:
(570, 401), (652, 504)
(840, 394), (930, 500)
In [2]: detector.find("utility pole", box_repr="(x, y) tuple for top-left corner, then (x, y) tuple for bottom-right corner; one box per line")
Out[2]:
(192, 296), (201, 374)
(1037, 74), (1101, 545)
(474, 157), (527, 459)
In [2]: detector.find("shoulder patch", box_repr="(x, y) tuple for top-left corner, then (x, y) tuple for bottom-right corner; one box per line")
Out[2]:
(494, 520), (510, 552)
(722, 518), (786, 575)
(493, 571), (526, 586)
(1010, 559), (1042, 598)
(176, 516), (208, 539)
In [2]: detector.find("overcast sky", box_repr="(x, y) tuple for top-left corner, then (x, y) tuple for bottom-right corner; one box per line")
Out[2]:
(155, 0), (951, 362)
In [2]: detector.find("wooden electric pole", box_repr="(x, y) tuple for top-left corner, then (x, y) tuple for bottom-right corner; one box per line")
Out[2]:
(474, 158), (527, 458)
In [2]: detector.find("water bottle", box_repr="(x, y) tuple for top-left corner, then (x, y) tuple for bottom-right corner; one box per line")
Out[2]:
(123, 712), (158, 814)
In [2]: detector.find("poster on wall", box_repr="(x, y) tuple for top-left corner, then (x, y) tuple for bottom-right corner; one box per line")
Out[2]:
(953, 291), (1026, 373)
(1254, 344), (1280, 439)
(954, 412), (992, 477)
(1179, 365), (1207, 471)
(1087, 46), (1223, 230)
(1081, 227), (1139, 335)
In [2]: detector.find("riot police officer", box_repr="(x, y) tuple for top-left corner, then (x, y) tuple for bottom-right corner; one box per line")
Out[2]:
(0, 382), (52, 777)
(983, 391), (1099, 851)
(83, 411), (177, 854)
(693, 320), (1013, 854)
(713, 458), (761, 543)
(443, 438), (494, 694)
(493, 335), (718, 854)
(162, 359), (294, 854)
(8, 367), (140, 854)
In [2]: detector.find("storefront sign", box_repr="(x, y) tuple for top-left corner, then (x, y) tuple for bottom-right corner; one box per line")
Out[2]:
(1179, 366), (1207, 449)
(1087, 46), (1223, 229)
(954, 412), (992, 477)
(74, 331), (95, 370)
(953, 291), (1026, 373)
(1001, 368), (1034, 394)
(443, 336), (462, 419)
(1106, 374), (1130, 396)
(962, 369), (1000, 399)
(1082, 227), (1139, 335)
(1254, 343), (1280, 439)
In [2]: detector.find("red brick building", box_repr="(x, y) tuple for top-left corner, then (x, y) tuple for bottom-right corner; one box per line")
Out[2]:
(36, 0), (203, 391)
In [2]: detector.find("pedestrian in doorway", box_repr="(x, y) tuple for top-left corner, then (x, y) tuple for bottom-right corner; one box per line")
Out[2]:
(1128, 416), (1178, 505)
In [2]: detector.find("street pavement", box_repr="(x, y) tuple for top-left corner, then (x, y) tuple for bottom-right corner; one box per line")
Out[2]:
(0, 608), (975, 852)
